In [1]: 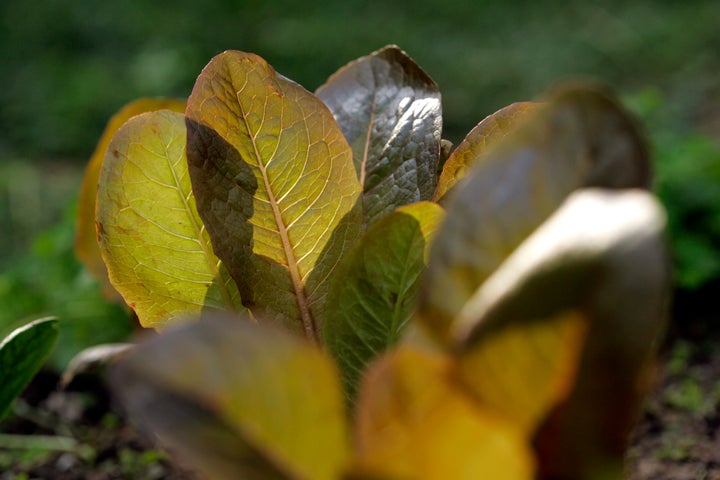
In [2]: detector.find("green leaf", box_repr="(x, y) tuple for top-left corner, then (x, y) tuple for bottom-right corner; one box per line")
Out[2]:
(75, 98), (186, 302)
(350, 347), (533, 480)
(417, 85), (651, 342)
(0, 317), (59, 420)
(452, 189), (669, 479)
(96, 110), (243, 329)
(434, 102), (539, 202)
(112, 314), (349, 480)
(316, 45), (442, 226)
(323, 201), (444, 399)
(186, 50), (362, 342)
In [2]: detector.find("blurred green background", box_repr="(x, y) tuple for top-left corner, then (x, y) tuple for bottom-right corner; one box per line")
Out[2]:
(1, 0), (719, 366)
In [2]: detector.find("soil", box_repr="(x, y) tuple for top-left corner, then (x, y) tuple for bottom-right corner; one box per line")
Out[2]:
(626, 336), (720, 480)
(1, 335), (718, 480)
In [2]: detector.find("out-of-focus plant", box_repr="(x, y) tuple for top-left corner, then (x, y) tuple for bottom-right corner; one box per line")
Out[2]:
(625, 87), (720, 292)
(655, 135), (720, 290)
(72, 46), (669, 479)
(0, 318), (58, 420)
(0, 201), (132, 370)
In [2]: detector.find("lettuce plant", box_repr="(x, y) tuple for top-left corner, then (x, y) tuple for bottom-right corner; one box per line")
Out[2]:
(76, 45), (669, 479)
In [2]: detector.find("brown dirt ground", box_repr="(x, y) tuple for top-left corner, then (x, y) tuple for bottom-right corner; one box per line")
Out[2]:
(626, 337), (720, 480)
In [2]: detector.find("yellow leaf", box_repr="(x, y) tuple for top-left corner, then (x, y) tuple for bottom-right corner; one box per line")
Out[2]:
(457, 311), (588, 436)
(96, 110), (243, 328)
(351, 347), (534, 480)
(75, 97), (185, 301)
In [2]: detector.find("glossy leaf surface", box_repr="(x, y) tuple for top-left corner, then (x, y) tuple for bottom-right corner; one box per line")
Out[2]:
(418, 85), (650, 342)
(452, 189), (669, 479)
(96, 110), (242, 328)
(323, 201), (444, 399)
(351, 347), (533, 480)
(316, 45), (442, 226)
(0, 318), (58, 420)
(186, 51), (362, 341)
(75, 98), (186, 300)
(434, 102), (539, 202)
(112, 314), (349, 480)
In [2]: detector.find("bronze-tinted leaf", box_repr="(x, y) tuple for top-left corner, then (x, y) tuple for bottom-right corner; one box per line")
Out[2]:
(186, 51), (362, 342)
(417, 85), (650, 342)
(322, 201), (444, 400)
(434, 102), (539, 202)
(452, 189), (669, 479)
(317, 45), (442, 226)
(75, 98), (186, 301)
(112, 314), (349, 480)
(350, 347), (534, 480)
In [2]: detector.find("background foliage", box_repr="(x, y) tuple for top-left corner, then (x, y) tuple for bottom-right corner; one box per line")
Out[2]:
(1, 0), (719, 366)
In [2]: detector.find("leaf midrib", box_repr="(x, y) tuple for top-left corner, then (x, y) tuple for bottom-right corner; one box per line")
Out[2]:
(388, 229), (421, 344)
(360, 87), (378, 190)
(238, 97), (318, 343)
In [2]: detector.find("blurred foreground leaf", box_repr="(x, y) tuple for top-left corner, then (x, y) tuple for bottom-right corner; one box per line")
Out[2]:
(452, 189), (669, 478)
(418, 85), (651, 342)
(350, 347), (533, 480)
(112, 314), (349, 480)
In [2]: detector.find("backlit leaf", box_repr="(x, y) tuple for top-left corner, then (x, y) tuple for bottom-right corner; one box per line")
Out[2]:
(186, 50), (362, 342)
(434, 102), (539, 202)
(350, 347), (533, 480)
(96, 110), (243, 328)
(417, 85), (650, 342)
(75, 98), (186, 301)
(112, 314), (349, 480)
(452, 189), (669, 479)
(0, 317), (59, 420)
(323, 201), (444, 400)
(316, 45), (442, 226)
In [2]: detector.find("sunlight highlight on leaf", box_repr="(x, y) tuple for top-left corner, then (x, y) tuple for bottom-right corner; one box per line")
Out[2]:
(317, 45), (442, 226)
